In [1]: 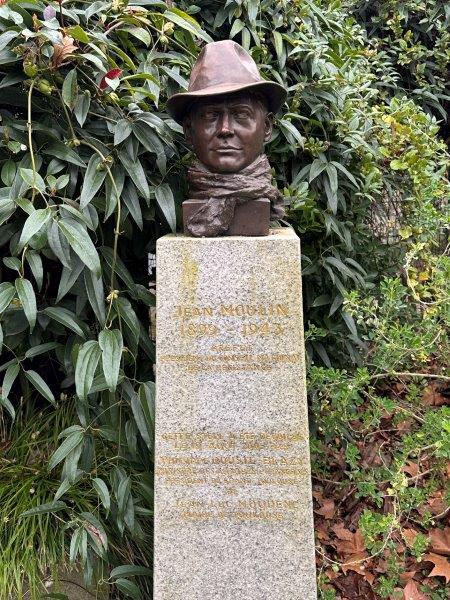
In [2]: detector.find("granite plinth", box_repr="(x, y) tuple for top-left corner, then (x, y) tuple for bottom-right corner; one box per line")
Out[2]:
(155, 228), (317, 600)
(182, 198), (270, 236)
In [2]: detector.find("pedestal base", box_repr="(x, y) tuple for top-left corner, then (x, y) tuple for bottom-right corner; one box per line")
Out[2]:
(155, 229), (317, 600)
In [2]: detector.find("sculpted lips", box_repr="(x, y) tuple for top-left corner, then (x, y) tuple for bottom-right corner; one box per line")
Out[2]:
(213, 146), (242, 152)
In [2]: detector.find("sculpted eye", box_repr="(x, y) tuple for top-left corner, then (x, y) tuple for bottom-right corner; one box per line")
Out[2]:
(203, 110), (219, 120)
(234, 110), (251, 119)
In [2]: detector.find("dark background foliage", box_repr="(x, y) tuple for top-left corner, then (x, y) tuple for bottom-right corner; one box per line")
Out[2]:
(0, 1), (448, 598)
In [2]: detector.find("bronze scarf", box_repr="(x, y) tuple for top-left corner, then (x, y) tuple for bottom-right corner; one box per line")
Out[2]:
(186, 154), (285, 237)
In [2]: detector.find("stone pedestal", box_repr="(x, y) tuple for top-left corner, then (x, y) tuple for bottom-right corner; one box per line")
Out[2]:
(155, 228), (317, 600)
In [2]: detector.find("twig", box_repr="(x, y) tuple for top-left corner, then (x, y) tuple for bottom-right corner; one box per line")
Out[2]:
(370, 371), (450, 382)
(26, 80), (37, 203)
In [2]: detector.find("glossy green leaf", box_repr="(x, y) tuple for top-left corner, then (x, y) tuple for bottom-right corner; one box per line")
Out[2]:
(75, 340), (101, 399)
(163, 7), (213, 43)
(15, 278), (36, 331)
(98, 329), (123, 393)
(155, 183), (176, 232)
(114, 119), (132, 146)
(0, 282), (15, 313)
(131, 389), (151, 448)
(122, 180), (143, 230)
(66, 25), (90, 43)
(84, 270), (106, 326)
(111, 564), (152, 578)
(1, 159), (16, 186)
(104, 165), (125, 222)
(25, 369), (55, 405)
(42, 142), (87, 168)
(1, 361), (20, 400)
(48, 431), (84, 471)
(0, 395), (15, 419)
(25, 342), (60, 359)
(74, 90), (91, 127)
(17, 207), (51, 251)
(115, 578), (141, 599)
(58, 218), (101, 275)
(56, 256), (84, 302)
(79, 154), (106, 209)
(21, 501), (67, 517)
(62, 69), (78, 111)
(115, 298), (140, 352)
(118, 150), (150, 201)
(19, 168), (46, 193)
(25, 250), (43, 290)
(42, 306), (86, 338)
(47, 219), (71, 268)
(92, 477), (110, 512)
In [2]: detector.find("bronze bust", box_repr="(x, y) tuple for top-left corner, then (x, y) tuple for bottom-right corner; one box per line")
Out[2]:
(167, 41), (287, 237)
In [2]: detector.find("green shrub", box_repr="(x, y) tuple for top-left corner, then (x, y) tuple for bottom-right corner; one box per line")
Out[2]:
(0, 0), (448, 598)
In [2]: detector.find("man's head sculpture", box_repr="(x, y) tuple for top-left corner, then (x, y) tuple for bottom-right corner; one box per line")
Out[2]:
(167, 40), (287, 237)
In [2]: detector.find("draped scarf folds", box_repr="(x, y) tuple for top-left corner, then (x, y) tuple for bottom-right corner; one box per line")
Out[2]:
(186, 154), (285, 237)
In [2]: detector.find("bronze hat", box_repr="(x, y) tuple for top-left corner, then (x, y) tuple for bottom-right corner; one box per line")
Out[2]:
(166, 40), (287, 124)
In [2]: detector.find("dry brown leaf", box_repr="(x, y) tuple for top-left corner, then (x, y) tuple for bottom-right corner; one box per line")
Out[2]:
(333, 526), (366, 555)
(334, 572), (377, 600)
(425, 491), (447, 516)
(399, 570), (418, 585)
(402, 580), (430, 600)
(316, 498), (336, 520)
(341, 551), (374, 584)
(422, 383), (449, 406)
(423, 553), (450, 583)
(52, 35), (77, 68)
(403, 528), (419, 547)
(402, 460), (420, 477)
(333, 524), (354, 541)
(325, 568), (340, 581)
(429, 528), (450, 556)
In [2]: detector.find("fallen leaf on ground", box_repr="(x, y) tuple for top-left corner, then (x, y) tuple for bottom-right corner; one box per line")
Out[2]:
(333, 572), (377, 599)
(402, 580), (430, 600)
(422, 383), (449, 406)
(402, 460), (420, 477)
(341, 551), (374, 584)
(316, 497), (336, 519)
(403, 528), (419, 547)
(429, 528), (450, 556)
(423, 553), (450, 583)
(399, 570), (418, 585)
(333, 525), (366, 555)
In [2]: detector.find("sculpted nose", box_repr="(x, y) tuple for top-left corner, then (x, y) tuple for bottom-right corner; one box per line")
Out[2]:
(217, 113), (233, 137)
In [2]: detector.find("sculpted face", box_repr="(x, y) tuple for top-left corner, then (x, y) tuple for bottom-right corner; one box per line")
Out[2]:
(183, 93), (273, 173)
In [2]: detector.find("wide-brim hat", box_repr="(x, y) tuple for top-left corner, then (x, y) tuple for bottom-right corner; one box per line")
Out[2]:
(166, 40), (287, 124)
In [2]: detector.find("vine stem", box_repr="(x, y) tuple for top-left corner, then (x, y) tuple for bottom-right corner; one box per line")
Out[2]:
(79, 140), (121, 313)
(20, 246), (28, 278)
(27, 80), (37, 203)
(56, 88), (76, 139)
(370, 371), (450, 382)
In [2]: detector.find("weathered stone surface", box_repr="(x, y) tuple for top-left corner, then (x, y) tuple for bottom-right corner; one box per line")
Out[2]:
(155, 228), (317, 600)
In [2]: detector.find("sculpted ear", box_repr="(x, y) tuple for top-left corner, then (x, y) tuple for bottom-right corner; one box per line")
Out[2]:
(183, 116), (193, 146)
(264, 112), (273, 143)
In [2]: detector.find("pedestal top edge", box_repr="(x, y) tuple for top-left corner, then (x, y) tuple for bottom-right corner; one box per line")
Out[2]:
(157, 227), (298, 244)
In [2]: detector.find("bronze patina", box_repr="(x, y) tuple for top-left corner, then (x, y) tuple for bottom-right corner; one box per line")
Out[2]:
(167, 40), (287, 237)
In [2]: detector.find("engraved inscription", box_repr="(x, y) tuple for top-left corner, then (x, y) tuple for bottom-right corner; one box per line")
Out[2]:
(159, 352), (301, 373)
(173, 304), (290, 319)
(158, 431), (307, 522)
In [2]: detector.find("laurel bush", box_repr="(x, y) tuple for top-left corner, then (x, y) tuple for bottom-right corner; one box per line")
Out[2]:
(0, 1), (448, 598)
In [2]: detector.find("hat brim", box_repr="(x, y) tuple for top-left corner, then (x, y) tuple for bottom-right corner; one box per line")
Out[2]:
(166, 81), (287, 124)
